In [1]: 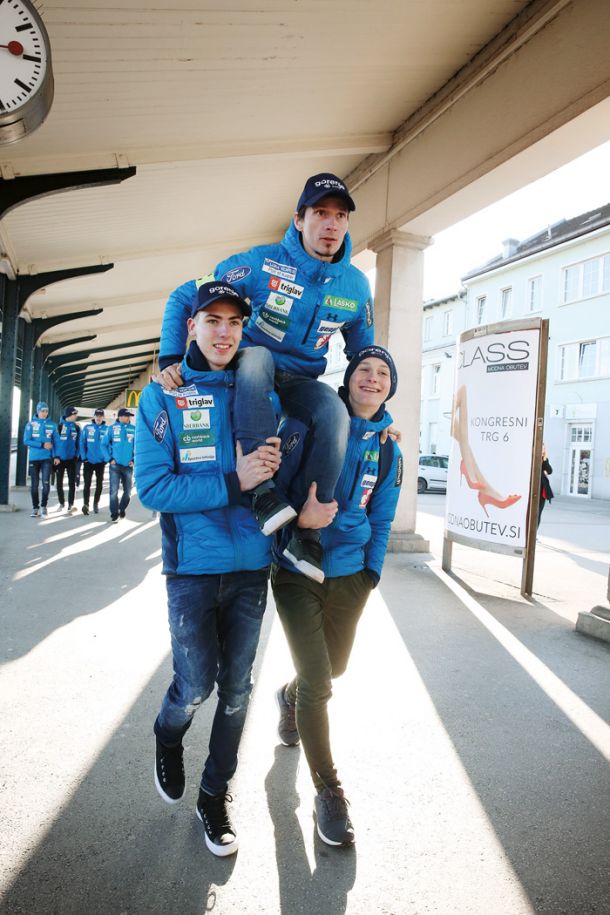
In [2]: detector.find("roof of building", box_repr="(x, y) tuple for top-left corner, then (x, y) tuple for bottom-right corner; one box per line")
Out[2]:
(423, 290), (466, 310)
(462, 201), (610, 281)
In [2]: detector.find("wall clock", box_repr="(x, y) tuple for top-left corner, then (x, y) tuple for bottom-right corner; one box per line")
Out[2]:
(0, 0), (53, 145)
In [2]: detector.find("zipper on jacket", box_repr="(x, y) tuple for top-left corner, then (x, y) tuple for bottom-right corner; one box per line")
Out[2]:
(301, 302), (320, 345)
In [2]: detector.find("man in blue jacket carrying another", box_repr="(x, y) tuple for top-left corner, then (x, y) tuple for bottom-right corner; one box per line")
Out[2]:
(53, 406), (81, 513)
(136, 281), (282, 857)
(23, 401), (56, 517)
(156, 173), (375, 583)
(79, 408), (108, 515)
(102, 407), (136, 523)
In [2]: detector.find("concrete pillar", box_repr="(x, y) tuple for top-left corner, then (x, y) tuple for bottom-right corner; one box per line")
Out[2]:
(576, 567), (610, 646)
(0, 276), (19, 508)
(369, 229), (431, 552)
(15, 320), (35, 487)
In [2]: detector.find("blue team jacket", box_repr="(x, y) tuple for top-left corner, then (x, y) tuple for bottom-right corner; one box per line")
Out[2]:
(102, 421), (136, 466)
(23, 416), (56, 462)
(274, 407), (402, 580)
(135, 357), (271, 575)
(79, 421), (107, 464)
(52, 419), (80, 461)
(159, 222), (374, 377)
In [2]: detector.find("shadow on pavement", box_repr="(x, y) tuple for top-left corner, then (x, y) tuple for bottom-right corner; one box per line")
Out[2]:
(380, 564), (610, 915)
(265, 746), (356, 915)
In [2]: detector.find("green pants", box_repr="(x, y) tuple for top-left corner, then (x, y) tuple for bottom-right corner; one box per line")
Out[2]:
(271, 564), (373, 791)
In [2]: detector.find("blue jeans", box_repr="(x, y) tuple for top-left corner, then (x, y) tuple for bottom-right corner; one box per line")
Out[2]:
(109, 463), (133, 518)
(30, 459), (52, 508)
(234, 346), (350, 504)
(154, 570), (268, 795)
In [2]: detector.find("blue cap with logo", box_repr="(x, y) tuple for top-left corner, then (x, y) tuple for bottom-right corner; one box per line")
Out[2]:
(36, 401), (49, 413)
(64, 406), (78, 418)
(296, 173), (356, 213)
(191, 281), (251, 320)
(117, 408), (134, 418)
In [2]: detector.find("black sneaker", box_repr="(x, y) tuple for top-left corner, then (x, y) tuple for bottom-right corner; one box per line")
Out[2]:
(275, 685), (300, 746)
(314, 786), (355, 846)
(196, 789), (238, 857)
(283, 533), (324, 583)
(93, 503), (99, 514)
(119, 510), (126, 519)
(110, 515), (119, 524)
(82, 504), (89, 516)
(251, 488), (296, 536)
(154, 739), (185, 804)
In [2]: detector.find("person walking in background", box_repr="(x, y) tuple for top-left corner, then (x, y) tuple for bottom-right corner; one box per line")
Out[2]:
(271, 346), (403, 847)
(23, 401), (56, 518)
(538, 444), (554, 527)
(53, 406), (81, 513)
(102, 408), (135, 523)
(80, 408), (108, 515)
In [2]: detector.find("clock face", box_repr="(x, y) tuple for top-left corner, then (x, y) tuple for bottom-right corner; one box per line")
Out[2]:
(0, 0), (49, 113)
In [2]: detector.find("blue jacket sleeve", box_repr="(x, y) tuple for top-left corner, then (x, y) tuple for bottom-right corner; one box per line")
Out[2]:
(158, 279), (201, 370)
(79, 429), (87, 461)
(342, 276), (375, 359)
(135, 385), (234, 513)
(364, 442), (402, 579)
(23, 421), (45, 453)
(101, 428), (112, 463)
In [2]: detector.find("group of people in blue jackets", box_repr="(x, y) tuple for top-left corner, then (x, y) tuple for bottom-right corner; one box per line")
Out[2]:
(23, 403), (136, 521)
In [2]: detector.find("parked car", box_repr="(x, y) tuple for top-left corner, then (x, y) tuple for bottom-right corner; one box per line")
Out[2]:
(417, 454), (448, 493)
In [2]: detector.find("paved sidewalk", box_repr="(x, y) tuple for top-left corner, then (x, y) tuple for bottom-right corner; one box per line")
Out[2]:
(1, 486), (609, 914)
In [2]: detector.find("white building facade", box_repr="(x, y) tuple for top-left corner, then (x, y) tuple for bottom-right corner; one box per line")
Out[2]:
(420, 204), (610, 501)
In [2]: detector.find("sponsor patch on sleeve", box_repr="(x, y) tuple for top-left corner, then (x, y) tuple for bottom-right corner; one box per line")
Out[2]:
(282, 432), (300, 455)
(359, 473), (377, 509)
(175, 394), (215, 410)
(195, 274), (215, 288)
(395, 454), (403, 487)
(364, 299), (373, 328)
(222, 265), (251, 284)
(268, 276), (304, 299)
(153, 411), (169, 443)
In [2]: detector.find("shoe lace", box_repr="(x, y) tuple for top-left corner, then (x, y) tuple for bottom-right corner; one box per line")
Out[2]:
(204, 792), (234, 831)
(283, 694), (297, 732)
(321, 787), (349, 818)
(160, 744), (184, 782)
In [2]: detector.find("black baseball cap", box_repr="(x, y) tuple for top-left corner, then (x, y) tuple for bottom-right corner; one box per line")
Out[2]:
(94, 408), (105, 416)
(296, 173), (356, 213)
(117, 408), (134, 418)
(64, 406), (78, 418)
(191, 282), (251, 320)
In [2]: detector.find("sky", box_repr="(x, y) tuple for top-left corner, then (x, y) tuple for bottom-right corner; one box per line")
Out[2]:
(422, 139), (610, 302)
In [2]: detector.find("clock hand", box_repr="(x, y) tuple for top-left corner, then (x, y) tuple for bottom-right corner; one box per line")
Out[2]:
(0, 41), (24, 56)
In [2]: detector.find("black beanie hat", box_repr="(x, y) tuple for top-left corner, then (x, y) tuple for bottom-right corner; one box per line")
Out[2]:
(343, 345), (398, 400)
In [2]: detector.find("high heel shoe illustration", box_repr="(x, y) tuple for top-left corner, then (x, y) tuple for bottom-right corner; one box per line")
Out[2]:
(460, 460), (485, 491)
(478, 491), (521, 518)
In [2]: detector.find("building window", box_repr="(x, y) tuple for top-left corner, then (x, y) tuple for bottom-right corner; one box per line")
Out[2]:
(527, 275), (542, 312)
(570, 424), (593, 443)
(476, 295), (486, 325)
(431, 363), (441, 395)
(500, 287), (512, 319)
(424, 315), (433, 342)
(562, 252), (610, 303)
(442, 310), (453, 336)
(558, 336), (610, 380)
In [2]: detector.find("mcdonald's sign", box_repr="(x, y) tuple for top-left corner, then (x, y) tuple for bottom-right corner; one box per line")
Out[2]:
(126, 389), (142, 409)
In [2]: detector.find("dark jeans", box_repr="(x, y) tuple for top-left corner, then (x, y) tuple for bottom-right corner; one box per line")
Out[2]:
(29, 459), (52, 509)
(109, 463), (133, 518)
(83, 461), (106, 507)
(154, 570), (268, 795)
(271, 564), (372, 791)
(55, 458), (77, 507)
(234, 346), (350, 504)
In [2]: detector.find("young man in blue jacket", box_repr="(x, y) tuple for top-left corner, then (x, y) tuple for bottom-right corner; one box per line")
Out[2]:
(79, 408), (108, 515)
(102, 408), (136, 523)
(53, 406), (81, 513)
(272, 345), (402, 847)
(156, 173), (375, 583)
(23, 401), (56, 517)
(136, 281), (282, 857)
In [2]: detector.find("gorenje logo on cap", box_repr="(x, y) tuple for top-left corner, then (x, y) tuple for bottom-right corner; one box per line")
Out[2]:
(209, 285), (238, 298)
(314, 179), (346, 191)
